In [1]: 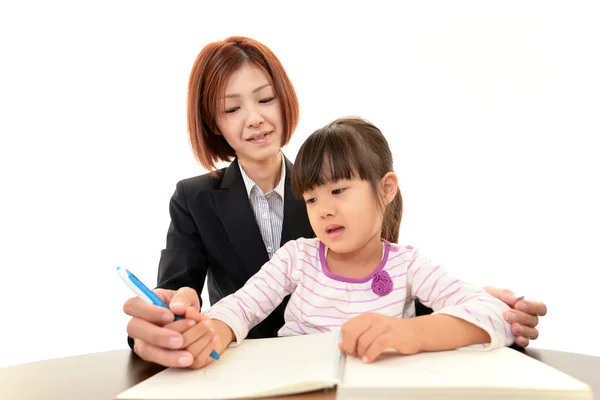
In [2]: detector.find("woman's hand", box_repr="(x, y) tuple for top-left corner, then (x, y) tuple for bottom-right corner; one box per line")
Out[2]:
(123, 287), (201, 367)
(484, 287), (548, 347)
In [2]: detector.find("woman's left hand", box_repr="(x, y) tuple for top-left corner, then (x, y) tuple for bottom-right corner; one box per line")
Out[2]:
(338, 313), (421, 363)
(484, 287), (548, 348)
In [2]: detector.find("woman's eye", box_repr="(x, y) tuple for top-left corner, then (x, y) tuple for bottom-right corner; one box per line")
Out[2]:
(225, 107), (239, 114)
(259, 97), (275, 104)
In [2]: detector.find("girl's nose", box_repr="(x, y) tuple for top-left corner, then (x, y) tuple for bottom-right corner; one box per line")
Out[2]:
(319, 203), (335, 218)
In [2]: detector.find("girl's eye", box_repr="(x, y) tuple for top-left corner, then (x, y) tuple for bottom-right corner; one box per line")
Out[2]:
(305, 198), (316, 205)
(225, 107), (239, 114)
(332, 188), (346, 195)
(259, 97), (275, 104)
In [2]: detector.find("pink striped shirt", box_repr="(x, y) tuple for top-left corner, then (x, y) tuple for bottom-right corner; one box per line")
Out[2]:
(205, 238), (514, 350)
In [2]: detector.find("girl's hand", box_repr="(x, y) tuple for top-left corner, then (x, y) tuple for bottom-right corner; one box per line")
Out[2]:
(338, 312), (422, 363)
(165, 307), (234, 369)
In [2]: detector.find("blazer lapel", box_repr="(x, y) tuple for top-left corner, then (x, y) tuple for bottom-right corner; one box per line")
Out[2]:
(280, 156), (315, 247)
(211, 160), (269, 278)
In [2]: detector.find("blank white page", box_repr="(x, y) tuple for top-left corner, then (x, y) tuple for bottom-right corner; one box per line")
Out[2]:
(340, 347), (591, 395)
(116, 332), (339, 400)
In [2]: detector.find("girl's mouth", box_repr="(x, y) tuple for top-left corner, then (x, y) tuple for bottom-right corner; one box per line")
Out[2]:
(325, 225), (345, 239)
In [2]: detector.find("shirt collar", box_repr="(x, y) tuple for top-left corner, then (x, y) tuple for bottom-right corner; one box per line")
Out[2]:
(238, 155), (286, 199)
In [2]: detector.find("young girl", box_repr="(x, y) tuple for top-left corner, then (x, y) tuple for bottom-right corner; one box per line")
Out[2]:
(184, 116), (514, 368)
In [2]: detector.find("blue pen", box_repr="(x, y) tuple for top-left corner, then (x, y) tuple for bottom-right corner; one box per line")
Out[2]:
(117, 266), (219, 360)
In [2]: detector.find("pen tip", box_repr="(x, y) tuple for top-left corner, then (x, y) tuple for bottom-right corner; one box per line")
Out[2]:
(116, 266), (121, 271)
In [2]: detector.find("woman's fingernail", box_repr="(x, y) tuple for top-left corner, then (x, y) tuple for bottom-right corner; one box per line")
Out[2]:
(362, 356), (369, 363)
(188, 320), (196, 327)
(512, 325), (523, 335)
(170, 337), (183, 347)
(171, 301), (183, 309)
(178, 355), (192, 366)
(162, 313), (172, 323)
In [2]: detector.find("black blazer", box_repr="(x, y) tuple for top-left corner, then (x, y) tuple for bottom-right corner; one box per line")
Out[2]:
(127, 156), (436, 349)
(155, 156), (314, 339)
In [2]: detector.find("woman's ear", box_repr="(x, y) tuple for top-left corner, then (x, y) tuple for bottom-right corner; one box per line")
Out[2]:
(381, 172), (399, 205)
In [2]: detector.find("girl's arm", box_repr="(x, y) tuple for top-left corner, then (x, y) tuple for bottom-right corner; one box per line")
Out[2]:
(406, 247), (515, 350)
(203, 240), (299, 346)
(406, 314), (491, 352)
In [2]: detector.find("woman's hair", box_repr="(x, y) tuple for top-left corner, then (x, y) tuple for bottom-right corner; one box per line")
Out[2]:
(187, 36), (299, 171)
(291, 117), (403, 243)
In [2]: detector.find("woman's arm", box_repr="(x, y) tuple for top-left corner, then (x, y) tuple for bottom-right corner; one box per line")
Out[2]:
(156, 180), (210, 303)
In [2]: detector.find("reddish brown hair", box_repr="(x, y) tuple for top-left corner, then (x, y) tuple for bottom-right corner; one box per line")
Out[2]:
(187, 36), (299, 171)
(292, 117), (403, 243)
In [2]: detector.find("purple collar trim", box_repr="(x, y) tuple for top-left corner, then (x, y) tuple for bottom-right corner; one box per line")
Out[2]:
(318, 239), (391, 283)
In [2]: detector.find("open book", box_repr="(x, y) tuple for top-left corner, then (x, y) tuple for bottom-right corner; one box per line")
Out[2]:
(116, 331), (592, 400)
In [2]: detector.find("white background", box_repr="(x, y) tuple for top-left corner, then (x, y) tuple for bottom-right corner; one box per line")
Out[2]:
(1, 1), (598, 367)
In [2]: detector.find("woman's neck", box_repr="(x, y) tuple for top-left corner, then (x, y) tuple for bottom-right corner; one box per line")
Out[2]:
(238, 152), (283, 194)
(326, 233), (383, 278)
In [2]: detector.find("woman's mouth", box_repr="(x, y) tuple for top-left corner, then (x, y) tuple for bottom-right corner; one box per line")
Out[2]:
(247, 131), (272, 144)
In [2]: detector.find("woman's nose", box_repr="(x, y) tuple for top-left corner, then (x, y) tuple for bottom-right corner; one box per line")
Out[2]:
(245, 106), (264, 128)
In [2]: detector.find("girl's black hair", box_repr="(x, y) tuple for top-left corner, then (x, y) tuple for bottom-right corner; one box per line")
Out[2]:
(292, 117), (402, 243)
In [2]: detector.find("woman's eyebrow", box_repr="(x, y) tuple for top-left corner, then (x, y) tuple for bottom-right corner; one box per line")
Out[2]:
(225, 83), (272, 98)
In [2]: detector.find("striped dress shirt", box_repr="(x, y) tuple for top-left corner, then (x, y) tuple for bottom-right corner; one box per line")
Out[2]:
(205, 238), (515, 351)
(238, 157), (285, 259)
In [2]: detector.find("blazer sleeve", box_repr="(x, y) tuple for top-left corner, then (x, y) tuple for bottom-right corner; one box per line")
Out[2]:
(127, 180), (210, 350)
(156, 179), (210, 302)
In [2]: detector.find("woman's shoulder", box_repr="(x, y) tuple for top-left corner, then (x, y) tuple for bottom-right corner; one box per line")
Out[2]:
(175, 167), (228, 195)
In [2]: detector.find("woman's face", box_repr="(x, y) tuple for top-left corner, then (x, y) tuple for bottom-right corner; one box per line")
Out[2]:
(216, 64), (284, 165)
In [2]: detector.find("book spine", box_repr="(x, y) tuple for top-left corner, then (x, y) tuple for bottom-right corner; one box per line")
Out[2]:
(332, 329), (346, 384)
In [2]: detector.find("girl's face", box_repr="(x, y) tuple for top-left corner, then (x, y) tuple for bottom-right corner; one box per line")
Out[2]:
(216, 64), (284, 166)
(302, 178), (384, 254)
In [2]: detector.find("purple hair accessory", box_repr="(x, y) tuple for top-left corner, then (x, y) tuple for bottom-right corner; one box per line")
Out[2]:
(371, 270), (393, 296)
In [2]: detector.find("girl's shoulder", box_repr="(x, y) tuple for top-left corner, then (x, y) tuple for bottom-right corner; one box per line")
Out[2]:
(282, 237), (322, 255)
(385, 241), (419, 260)
(275, 238), (321, 270)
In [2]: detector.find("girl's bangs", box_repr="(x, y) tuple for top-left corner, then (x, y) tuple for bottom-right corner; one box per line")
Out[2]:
(292, 127), (370, 196)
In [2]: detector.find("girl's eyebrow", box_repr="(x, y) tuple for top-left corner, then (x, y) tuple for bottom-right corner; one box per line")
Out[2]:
(224, 84), (271, 98)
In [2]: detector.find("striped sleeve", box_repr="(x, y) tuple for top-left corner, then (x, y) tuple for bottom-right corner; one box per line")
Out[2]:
(203, 240), (298, 346)
(407, 248), (515, 350)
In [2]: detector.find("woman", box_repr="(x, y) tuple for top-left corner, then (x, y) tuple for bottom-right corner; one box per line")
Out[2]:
(122, 36), (547, 368)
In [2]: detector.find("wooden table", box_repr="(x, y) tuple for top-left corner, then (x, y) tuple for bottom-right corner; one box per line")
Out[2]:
(1, 347), (598, 400)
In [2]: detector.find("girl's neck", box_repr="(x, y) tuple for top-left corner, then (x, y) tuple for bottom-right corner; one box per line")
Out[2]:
(238, 152), (283, 194)
(326, 233), (383, 279)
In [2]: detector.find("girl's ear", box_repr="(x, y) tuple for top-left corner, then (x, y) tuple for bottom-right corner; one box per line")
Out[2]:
(381, 172), (399, 205)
